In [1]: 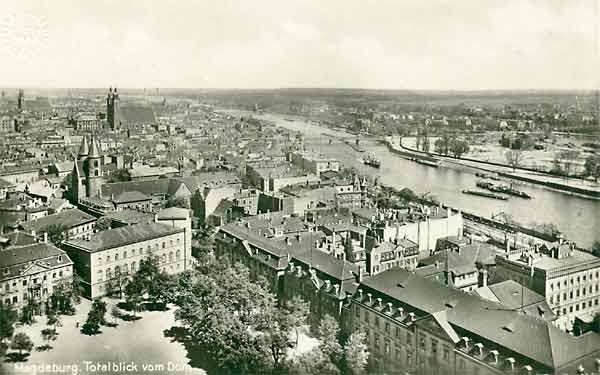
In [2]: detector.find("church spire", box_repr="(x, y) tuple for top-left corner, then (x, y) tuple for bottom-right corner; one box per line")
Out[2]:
(88, 135), (101, 158)
(78, 135), (89, 160)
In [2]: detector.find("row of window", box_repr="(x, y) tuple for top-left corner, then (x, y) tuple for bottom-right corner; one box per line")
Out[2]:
(2, 270), (66, 292)
(97, 251), (181, 281)
(549, 285), (600, 305)
(556, 298), (599, 316)
(96, 238), (181, 265)
(549, 272), (600, 291)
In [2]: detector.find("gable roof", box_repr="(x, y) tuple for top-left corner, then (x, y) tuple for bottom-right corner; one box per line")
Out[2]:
(63, 222), (183, 252)
(112, 191), (151, 204)
(20, 208), (96, 232)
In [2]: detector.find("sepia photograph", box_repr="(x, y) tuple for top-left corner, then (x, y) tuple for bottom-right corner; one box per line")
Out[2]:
(0, 0), (599, 374)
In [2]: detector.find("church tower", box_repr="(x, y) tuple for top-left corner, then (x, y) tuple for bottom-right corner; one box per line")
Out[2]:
(106, 88), (113, 128)
(85, 135), (104, 198)
(77, 134), (89, 160)
(106, 87), (121, 130)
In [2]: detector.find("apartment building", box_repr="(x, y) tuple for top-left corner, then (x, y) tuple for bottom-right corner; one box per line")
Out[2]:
(352, 268), (600, 375)
(494, 242), (600, 331)
(0, 241), (73, 313)
(61, 209), (192, 298)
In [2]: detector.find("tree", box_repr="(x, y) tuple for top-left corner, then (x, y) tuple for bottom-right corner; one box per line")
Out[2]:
(592, 241), (600, 257)
(284, 295), (309, 347)
(560, 150), (580, 179)
(343, 331), (369, 375)
(95, 217), (112, 232)
(41, 328), (57, 344)
(289, 347), (341, 375)
(11, 333), (34, 356)
(20, 296), (39, 325)
(111, 305), (122, 324)
(46, 309), (62, 333)
(43, 223), (67, 246)
(0, 303), (18, 344)
(449, 138), (469, 158)
(82, 298), (107, 335)
(317, 315), (343, 365)
(434, 134), (452, 155)
(584, 154), (600, 182)
(124, 278), (144, 317)
(505, 149), (524, 172)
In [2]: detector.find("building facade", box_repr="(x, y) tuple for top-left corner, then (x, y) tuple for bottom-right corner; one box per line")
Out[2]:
(61, 211), (192, 299)
(0, 242), (73, 314)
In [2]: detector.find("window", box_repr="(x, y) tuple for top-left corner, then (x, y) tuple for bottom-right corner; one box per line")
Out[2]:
(374, 336), (379, 349)
(420, 337), (426, 350)
(139, 248), (143, 255)
(59, 271), (63, 277)
(169, 252), (174, 262)
(355, 307), (360, 318)
(459, 359), (465, 369)
(374, 316), (379, 328)
(115, 253), (119, 261)
(406, 332), (412, 346)
(147, 246), (151, 254)
(384, 340), (390, 355)
(124, 251), (127, 258)
(443, 346), (450, 361)
(431, 338), (438, 356)
(364, 310), (369, 322)
(106, 256), (110, 264)
(176, 250), (181, 260)
(162, 242), (166, 249)
(22, 280), (27, 286)
(385, 322), (390, 333)
(395, 327), (400, 338)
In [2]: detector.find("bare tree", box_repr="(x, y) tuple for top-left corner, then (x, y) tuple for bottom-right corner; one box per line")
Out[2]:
(505, 150), (524, 172)
(560, 150), (580, 180)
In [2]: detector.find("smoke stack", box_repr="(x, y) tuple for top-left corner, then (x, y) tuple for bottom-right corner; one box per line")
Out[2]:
(43, 232), (48, 243)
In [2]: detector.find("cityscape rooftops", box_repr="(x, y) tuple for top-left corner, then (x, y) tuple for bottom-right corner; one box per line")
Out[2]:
(0, 242), (72, 281)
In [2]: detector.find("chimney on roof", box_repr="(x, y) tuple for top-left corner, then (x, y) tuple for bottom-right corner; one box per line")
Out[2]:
(387, 302), (393, 314)
(288, 261), (295, 271)
(325, 280), (331, 290)
(367, 293), (372, 304)
(462, 337), (471, 350)
(31, 230), (36, 237)
(377, 297), (382, 309)
(506, 358), (515, 371)
(408, 312), (416, 322)
(358, 289), (363, 301)
(43, 232), (48, 244)
(333, 284), (339, 296)
(397, 307), (404, 318)
(474, 343), (484, 357)
(154, 214), (158, 223)
(490, 350), (499, 364)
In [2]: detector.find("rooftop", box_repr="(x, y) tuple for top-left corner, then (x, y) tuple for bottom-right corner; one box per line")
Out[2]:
(20, 208), (96, 232)
(63, 223), (183, 252)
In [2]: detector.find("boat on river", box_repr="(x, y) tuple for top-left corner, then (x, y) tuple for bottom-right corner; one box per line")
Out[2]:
(476, 180), (532, 199)
(415, 158), (441, 168)
(475, 172), (501, 181)
(362, 154), (381, 168)
(462, 189), (508, 200)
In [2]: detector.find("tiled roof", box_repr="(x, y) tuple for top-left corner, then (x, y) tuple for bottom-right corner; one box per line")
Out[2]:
(292, 247), (358, 282)
(360, 268), (600, 369)
(1, 230), (38, 247)
(104, 210), (155, 225)
(156, 207), (190, 220)
(20, 209), (95, 232)
(112, 191), (151, 203)
(63, 223), (183, 252)
(0, 243), (72, 281)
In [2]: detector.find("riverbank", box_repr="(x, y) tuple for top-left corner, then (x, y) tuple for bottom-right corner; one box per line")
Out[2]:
(389, 137), (600, 200)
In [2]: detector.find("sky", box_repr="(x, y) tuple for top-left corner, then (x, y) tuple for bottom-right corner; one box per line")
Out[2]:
(0, 0), (598, 90)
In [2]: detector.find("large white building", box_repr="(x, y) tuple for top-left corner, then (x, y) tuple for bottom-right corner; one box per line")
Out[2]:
(62, 208), (192, 298)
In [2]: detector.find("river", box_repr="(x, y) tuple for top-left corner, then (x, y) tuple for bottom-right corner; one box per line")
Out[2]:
(251, 112), (600, 248)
